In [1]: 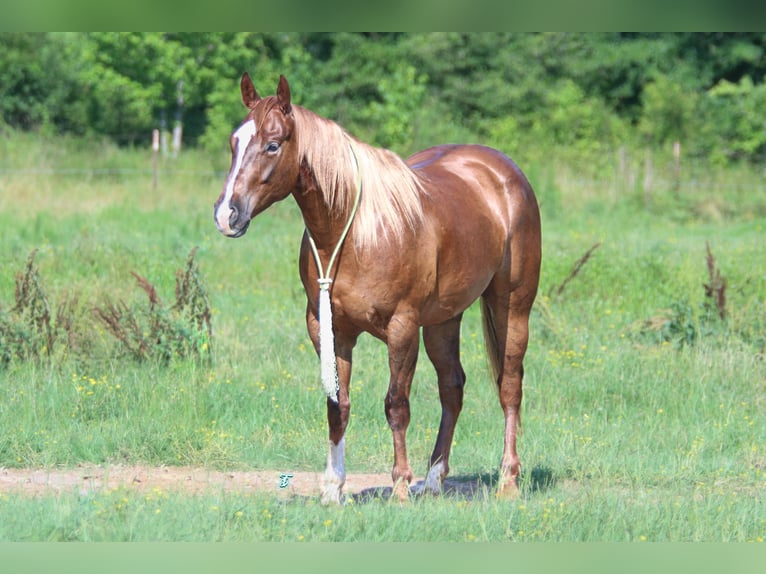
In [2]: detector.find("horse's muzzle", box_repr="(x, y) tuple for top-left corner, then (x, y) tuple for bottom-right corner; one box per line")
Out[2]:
(213, 203), (250, 238)
(226, 204), (251, 237)
(228, 219), (250, 238)
(213, 208), (250, 238)
(228, 204), (240, 228)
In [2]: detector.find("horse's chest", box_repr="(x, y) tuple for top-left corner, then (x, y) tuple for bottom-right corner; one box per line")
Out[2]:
(330, 286), (400, 339)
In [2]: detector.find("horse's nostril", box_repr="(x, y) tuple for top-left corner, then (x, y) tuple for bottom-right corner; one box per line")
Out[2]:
(229, 206), (239, 227)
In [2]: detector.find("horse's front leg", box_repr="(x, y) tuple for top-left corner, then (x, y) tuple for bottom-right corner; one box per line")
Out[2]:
(384, 316), (420, 502)
(307, 305), (355, 505)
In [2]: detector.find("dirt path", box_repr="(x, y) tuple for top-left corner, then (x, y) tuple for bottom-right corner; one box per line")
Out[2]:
(0, 465), (386, 497)
(0, 465), (488, 499)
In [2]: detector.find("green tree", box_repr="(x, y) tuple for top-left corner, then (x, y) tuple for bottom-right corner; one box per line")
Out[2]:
(0, 33), (89, 134)
(696, 76), (766, 163)
(3, 32), (766, 166)
(194, 33), (285, 156)
(80, 33), (175, 144)
(638, 73), (697, 147)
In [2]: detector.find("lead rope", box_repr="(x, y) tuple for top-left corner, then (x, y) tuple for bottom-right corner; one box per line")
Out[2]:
(306, 143), (362, 403)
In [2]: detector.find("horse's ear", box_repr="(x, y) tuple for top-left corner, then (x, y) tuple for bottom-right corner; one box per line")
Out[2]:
(240, 72), (260, 109)
(277, 74), (292, 115)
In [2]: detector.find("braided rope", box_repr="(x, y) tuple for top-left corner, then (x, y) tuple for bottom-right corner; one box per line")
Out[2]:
(306, 142), (362, 402)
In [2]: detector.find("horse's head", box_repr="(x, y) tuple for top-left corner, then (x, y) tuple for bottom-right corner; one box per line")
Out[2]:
(214, 73), (299, 238)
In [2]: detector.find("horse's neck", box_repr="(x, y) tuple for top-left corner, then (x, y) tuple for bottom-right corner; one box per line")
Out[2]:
(293, 161), (346, 253)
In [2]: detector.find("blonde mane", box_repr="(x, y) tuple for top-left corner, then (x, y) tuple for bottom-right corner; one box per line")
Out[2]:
(293, 105), (425, 251)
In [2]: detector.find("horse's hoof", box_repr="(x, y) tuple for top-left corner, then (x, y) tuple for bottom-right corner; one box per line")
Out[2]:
(411, 481), (442, 497)
(391, 478), (411, 502)
(495, 479), (520, 500)
(320, 483), (344, 505)
(420, 461), (445, 495)
(410, 481), (438, 496)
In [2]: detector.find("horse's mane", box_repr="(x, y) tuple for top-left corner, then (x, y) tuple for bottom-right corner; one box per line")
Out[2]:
(293, 105), (425, 251)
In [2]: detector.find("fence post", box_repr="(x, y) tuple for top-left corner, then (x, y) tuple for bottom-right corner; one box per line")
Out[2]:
(617, 146), (626, 198)
(673, 140), (681, 192)
(152, 129), (159, 190)
(643, 149), (653, 209)
(172, 79), (184, 158)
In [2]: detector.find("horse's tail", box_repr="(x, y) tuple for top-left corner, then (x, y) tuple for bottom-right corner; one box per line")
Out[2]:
(480, 297), (502, 389)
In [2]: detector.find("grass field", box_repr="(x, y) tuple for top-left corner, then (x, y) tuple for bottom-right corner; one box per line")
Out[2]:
(0, 132), (764, 541)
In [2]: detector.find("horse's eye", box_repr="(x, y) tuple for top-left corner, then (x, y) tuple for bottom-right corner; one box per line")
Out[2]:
(265, 141), (280, 153)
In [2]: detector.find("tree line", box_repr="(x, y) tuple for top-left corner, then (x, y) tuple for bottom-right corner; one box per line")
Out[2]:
(2, 32), (765, 164)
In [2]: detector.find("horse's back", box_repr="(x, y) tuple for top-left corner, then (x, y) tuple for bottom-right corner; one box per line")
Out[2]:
(407, 143), (538, 236)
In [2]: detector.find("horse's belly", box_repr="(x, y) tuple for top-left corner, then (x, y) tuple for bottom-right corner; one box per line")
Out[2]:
(420, 267), (496, 325)
(417, 239), (504, 325)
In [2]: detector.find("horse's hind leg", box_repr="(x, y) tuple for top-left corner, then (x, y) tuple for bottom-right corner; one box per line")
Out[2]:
(483, 270), (539, 498)
(419, 315), (465, 494)
(384, 316), (420, 501)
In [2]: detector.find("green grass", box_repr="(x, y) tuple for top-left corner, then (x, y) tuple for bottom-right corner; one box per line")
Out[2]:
(0, 481), (761, 542)
(0, 134), (764, 541)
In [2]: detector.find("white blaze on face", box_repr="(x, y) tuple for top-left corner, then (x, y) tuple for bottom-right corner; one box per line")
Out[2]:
(216, 119), (257, 230)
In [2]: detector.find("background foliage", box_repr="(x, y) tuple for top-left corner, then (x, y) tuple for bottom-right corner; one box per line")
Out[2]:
(2, 32), (766, 164)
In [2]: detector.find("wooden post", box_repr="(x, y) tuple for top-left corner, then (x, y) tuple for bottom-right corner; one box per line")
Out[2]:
(643, 149), (653, 209)
(617, 146), (627, 199)
(160, 111), (168, 157)
(152, 129), (159, 190)
(172, 79), (184, 157)
(673, 140), (681, 192)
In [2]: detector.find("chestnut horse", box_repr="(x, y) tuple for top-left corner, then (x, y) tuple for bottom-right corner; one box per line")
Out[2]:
(214, 73), (541, 503)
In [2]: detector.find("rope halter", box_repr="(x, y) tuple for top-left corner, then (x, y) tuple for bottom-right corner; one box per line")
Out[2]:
(305, 142), (362, 403)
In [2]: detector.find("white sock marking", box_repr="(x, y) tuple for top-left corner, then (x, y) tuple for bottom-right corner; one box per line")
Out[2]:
(423, 460), (445, 494)
(321, 437), (346, 504)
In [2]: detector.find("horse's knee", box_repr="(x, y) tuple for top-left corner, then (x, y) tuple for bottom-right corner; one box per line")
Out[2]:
(385, 394), (411, 430)
(326, 396), (351, 441)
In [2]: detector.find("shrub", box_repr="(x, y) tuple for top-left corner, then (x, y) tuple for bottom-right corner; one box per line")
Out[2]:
(0, 250), (76, 367)
(94, 247), (213, 364)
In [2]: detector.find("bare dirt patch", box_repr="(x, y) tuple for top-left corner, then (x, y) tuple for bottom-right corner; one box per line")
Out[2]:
(0, 465), (491, 500)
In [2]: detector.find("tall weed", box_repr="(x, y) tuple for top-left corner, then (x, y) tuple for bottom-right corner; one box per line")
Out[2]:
(0, 250), (77, 366)
(94, 247), (212, 363)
